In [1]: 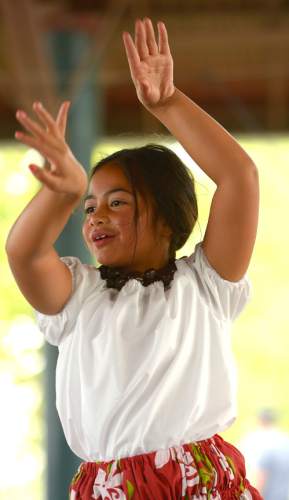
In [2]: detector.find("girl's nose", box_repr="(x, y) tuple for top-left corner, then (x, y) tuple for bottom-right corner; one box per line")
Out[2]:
(88, 211), (109, 225)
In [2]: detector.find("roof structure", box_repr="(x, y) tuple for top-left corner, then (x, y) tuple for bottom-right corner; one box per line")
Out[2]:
(0, 0), (288, 137)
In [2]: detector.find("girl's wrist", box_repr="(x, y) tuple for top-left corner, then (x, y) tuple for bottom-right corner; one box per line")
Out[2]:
(42, 185), (85, 208)
(145, 87), (180, 116)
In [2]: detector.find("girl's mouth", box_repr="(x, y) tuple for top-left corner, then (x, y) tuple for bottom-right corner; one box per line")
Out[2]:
(93, 235), (115, 248)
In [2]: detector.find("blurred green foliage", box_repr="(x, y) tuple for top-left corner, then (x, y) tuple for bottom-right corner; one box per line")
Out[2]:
(0, 144), (46, 499)
(1, 135), (289, 498)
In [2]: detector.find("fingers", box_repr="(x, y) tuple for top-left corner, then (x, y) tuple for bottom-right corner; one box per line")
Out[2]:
(56, 101), (71, 137)
(157, 21), (171, 56)
(15, 106), (64, 153)
(143, 18), (158, 56)
(135, 19), (149, 59)
(124, 18), (170, 62)
(15, 130), (62, 161)
(122, 31), (140, 77)
(32, 101), (59, 134)
(28, 163), (59, 190)
(16, 110), (47, 142)
(135, 18), (159, 59)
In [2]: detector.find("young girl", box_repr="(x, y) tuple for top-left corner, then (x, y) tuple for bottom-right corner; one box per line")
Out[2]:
(6, 17), (261, 500)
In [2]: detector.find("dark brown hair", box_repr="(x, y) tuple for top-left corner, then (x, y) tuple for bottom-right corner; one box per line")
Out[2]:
(88, 144), (198, 262)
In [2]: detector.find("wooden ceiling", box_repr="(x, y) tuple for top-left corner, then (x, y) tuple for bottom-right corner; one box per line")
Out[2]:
(0, 0), (288, 138)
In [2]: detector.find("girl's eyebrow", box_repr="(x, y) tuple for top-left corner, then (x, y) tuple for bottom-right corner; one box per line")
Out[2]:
(84, 188), (132, 202)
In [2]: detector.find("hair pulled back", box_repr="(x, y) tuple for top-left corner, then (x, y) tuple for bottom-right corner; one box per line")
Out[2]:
(89, 144), (198, 261)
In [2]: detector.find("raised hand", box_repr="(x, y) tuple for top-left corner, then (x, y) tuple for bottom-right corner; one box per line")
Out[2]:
(123, 18), (175, 109)
(15, 101), (88, 199)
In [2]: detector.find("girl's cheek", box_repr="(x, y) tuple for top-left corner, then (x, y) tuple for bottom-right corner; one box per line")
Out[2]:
(115, 209), (133, 224)
(82, 222), (90, 241)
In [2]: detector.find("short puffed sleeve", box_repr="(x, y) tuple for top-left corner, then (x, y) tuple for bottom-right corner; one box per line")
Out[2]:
(184, 241), (252, 322)
(33, 256), (96, 347)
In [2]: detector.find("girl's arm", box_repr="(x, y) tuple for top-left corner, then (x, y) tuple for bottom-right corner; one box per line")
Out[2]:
(123, 18), (259, 282)
(5, 101), (88, 314)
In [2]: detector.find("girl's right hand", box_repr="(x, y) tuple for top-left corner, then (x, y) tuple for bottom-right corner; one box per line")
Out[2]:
(15, 101), (88, 200)
(122, 18), (175, 110)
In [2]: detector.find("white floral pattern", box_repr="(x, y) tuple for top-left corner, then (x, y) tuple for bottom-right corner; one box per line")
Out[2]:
(210, 440), (235, 484)
(70, 490), (77, 500)
(92, 460), (126, 499)
(240, 489), (253, 500)
(190, 486), (222, 500)
(155, 445), (200, 496)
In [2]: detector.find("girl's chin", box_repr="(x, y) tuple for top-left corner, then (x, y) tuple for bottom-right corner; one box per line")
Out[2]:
(89, 241), (134, 266)
(92, 249), (122, 267)
(94, 253), (134, 269)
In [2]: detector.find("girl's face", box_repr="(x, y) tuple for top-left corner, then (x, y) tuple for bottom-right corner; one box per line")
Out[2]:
(82, 162), (172, 272)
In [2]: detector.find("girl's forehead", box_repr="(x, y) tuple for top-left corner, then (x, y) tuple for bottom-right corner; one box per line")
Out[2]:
(87, 168), (133, 201)
(89, 163), (130, 188)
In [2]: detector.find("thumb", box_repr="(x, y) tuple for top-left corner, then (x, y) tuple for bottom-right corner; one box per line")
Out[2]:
(139, 80), (155, 105)
(28, 164), (41, 176)
(140, 79), (150, 93)
(28, 164), (53, 187)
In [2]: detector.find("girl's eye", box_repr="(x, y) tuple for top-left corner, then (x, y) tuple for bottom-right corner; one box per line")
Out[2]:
(111, 200), (125, 207)
(84, 201), (125, 213)
(84, 206), (94, 214)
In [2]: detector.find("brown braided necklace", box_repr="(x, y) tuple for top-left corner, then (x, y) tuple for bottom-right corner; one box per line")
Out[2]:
(98, 259), (177, 291)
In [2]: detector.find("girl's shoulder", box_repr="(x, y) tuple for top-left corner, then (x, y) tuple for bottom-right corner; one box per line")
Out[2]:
(179, 241), (252, 322)
(180, 241), (250, 287)
(34, 256), (104, 347)
(60, 255), (101, 282)
(59, 254), (109, 301)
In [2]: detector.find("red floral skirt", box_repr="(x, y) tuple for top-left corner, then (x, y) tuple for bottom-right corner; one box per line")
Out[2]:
(69, 433), (263, 499)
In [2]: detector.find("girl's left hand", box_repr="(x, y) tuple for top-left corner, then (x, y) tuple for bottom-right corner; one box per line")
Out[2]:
(122, 18), (175, 109)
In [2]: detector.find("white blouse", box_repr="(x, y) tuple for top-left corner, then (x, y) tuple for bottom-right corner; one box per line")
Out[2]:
(34, 241), (252, 462)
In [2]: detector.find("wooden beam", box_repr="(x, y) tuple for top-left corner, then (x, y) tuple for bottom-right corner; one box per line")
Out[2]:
(0, 0), (58, 112)
(66, 0), (131, 103)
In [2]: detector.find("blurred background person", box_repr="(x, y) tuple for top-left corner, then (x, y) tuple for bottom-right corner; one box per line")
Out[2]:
(239, 408), (289, 500)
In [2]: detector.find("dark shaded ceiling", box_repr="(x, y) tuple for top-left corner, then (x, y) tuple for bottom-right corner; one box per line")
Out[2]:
(0, 0), (289, 139)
